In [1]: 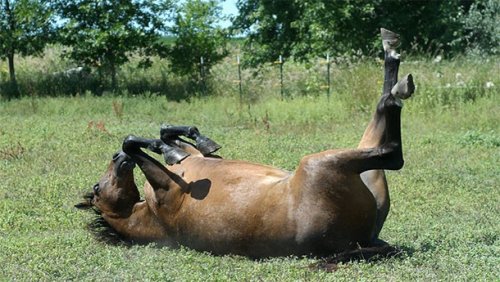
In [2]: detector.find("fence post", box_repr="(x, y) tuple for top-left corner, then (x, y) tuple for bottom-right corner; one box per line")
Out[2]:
(279, 55), (284, 100)
(237, 55), (243, 107)
(200, 56), (206, 95)
(326, 53), (331, 100)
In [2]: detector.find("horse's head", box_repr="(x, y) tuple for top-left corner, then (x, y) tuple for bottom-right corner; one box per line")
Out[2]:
(77, 151), (140, 218)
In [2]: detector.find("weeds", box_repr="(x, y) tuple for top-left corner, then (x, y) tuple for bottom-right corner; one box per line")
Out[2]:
(459, 130), (500, 147)
(112, 100), (124, 120)
(0, 142), (25, 160)
(87, 121), (112, 136)
(1, 47), (498, 113)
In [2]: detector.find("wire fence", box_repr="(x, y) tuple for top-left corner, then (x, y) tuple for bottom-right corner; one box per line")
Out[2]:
(1, 52), (496, 103)
(203, 54), (334, 103)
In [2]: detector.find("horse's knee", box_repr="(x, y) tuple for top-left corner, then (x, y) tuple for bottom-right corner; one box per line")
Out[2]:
(160, 125), (199, 139)
(122, 135), (138, 153)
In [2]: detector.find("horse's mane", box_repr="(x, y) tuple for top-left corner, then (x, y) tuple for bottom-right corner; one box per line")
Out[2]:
(75, 192), (131, 246)
(88, 209), (132, 246)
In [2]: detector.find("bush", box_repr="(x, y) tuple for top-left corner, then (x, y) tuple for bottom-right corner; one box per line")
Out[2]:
(458, 0), (500, 56)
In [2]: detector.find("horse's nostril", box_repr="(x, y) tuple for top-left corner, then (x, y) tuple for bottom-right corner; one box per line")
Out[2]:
(112, 152), (120, 161)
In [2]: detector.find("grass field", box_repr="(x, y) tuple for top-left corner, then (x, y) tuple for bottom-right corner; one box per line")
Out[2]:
(0, 54), (499, 280)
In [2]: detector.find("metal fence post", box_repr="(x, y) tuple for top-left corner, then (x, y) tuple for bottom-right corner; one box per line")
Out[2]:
(237, 55), (243, 106)
(200, 56), (206, 95)
(279, 55), (284, 100)
(326, 53), (331, 100)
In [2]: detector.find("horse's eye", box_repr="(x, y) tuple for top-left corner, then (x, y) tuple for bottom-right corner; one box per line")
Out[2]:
(93, 183), (100, 194)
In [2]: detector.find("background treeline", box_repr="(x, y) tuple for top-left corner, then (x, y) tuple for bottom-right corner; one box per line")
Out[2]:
(0, 0), (498, 100)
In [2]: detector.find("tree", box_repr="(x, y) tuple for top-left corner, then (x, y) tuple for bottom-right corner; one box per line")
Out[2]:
(56, 0), (172, 90)
(232, 0), (384, 66)
(168, 0), (229, 77)
(372, 0), (473, 55)
(457, 0), (499, 56)
(233, 0), (476, 67)
(0, 0), (54, 99)
(231, 0), (304, 67)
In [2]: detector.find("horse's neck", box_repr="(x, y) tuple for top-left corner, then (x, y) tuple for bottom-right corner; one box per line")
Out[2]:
(104, 201), (168, 242)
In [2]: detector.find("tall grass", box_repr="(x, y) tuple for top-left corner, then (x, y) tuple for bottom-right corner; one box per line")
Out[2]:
(1, 46), (498, 110)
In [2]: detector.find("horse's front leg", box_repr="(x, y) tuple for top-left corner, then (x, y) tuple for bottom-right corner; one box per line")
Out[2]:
(123, 136), (190, 165)
(122, 136), (188, 191)
(160, 125), (221, 156)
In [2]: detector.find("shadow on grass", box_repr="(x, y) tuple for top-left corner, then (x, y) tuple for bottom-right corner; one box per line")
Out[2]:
(310, 244), (416, 272)
(83, 209), (416, 272)
(77, 195), (418, 273)
(1, 72), (213, 102)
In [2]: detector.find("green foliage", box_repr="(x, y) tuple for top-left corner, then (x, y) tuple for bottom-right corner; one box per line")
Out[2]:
(168, 0), (229, 77)
(55, 0), (172, 89)
(0, 0), (54, 58)
(457, 0), (500, 56)
(0, 0), (54, 98)
(233, 0), (479, 67)
(232, 0), (303, 66)
(373, 0), (471, 54)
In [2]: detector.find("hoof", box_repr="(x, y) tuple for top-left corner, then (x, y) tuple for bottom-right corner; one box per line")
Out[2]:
(381, 28), (400, 51)
(160, 124), (221, 156)
(391, 74), (414, 100)
(160, 144), (190, 165)
(196, 136), (222, 155)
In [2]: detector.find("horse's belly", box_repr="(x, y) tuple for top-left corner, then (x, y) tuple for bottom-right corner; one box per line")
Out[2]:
(170, 177), (300, 256)
(162, 160), (376, 256)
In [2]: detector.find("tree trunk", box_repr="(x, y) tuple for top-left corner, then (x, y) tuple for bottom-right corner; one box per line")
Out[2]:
(7, 51), (19, 99)
(110, 62), (117, 91)
(4, 0), (20, 98)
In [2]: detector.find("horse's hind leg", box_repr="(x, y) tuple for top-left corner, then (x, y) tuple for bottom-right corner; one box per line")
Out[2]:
(357, 29), (414, 240)
(160, 125), (221, 155)
(359, 29), (414, 149)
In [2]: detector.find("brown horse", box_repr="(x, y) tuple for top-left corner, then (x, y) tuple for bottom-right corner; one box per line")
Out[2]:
(78, 29), (414, 259)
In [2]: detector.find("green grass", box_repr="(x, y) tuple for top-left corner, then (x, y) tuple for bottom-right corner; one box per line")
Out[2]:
(0, 86), (499, 280)
(1, 46), (499, 280)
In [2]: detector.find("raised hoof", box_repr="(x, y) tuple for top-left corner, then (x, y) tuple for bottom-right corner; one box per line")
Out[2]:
(391, 74), (415, 100)
(196, 136), (222, 156)
(380, 28), (400, 51)
(161, 145), (190, 165)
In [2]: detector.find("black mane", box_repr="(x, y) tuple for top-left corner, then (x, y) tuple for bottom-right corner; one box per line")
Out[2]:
(75, 192), (131, 246)
(87, 209), (131, 246)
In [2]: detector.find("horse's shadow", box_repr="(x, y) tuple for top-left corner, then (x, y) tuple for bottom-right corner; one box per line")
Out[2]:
(310, 244), (416, 272)
(81, 201), (418, 273)
(84, 213), (417, 272)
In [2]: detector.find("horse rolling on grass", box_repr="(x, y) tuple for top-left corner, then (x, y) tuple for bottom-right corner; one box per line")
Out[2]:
(77, 29), (415, 269)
